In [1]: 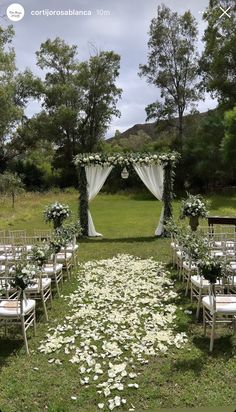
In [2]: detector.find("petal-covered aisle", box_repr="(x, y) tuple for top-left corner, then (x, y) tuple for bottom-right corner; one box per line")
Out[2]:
(39, 254), (187, 410)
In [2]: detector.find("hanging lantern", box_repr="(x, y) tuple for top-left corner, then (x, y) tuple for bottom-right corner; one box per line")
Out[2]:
(121, 167), (129, 179)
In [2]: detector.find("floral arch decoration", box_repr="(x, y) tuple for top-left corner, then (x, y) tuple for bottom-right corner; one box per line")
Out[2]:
(74, 152), (180, 237)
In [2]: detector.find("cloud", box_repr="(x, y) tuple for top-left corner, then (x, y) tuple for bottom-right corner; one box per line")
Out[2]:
(1, 0), (218, 138)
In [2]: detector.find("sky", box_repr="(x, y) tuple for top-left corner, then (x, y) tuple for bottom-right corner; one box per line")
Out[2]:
(0, 0), (220, 137)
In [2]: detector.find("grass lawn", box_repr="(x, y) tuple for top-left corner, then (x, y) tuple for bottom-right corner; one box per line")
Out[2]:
(0, 191), (236, 412)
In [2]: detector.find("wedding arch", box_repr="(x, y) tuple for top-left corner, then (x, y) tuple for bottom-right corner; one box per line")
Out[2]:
(74, 152), (180, 237)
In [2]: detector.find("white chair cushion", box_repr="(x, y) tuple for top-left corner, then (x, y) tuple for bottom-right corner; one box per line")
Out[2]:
(202, 295), (236, 313)
(226, 241), (235, 248)
(56, 252), (72, 258)
(0, 255), (13, 261)
(226, 251), (235, 256)
(61, 244), (79, 252)
(191, 275), (210, 288)
(229, 262), (236, 271)
(212, 241), (223, 248)
(228, 275), (236, 285)
(25, 278), (51, 291)
(191, 276), (222, 289)
(210, 250), (224, 257)
(0, 299), (36, 317)
(183, 261), (197, 271)
(176, 251), (183, 258)
(43, 264), (63, 274)
(56, 253), (72, 262)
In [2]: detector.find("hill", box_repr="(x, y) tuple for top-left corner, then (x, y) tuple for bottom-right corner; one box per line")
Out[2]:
(107, 110), (211, 149)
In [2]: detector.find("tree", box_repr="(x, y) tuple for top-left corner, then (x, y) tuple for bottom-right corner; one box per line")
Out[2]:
(0, 171), (24, 207)
(0, 25), (42, 171)
(200, 0), (236, 109)
(32, 38), (122, 233)
(139, 4), (200, 149)
(221, 107), (236, 178)
(26, 38), (122, 186)
(0, 25), (22, 170)
(182, 109), (226, 191)
(77, 51), (122, 152)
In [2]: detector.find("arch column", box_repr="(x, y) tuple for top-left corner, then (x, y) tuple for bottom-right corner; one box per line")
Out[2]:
(78, 166), (89, 237)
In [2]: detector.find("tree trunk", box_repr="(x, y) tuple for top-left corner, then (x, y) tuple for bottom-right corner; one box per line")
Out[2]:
(178, 112), (183, 152)
(78, 166), (89, 236)
(12, 191), (15, 208)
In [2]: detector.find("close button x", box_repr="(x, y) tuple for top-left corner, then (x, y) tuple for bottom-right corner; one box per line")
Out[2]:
(219, 5), (231, 18)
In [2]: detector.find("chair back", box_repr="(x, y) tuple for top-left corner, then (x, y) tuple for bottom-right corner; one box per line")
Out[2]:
(208, 284), (217, 313)
(34, 230), (52, 242)
(0, 276), (19, 299)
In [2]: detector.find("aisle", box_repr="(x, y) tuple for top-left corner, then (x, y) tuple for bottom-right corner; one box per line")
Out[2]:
(39, 254), (187, 410)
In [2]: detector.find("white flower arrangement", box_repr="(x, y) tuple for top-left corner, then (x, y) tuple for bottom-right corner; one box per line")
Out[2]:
(11, 261), (39, 292)
(198, 254), (228, 284)
(31, 244), (51, 267)
(44, 202), (71, 227)
(74, 152), (180, 167)
(180, 194), (208, 219)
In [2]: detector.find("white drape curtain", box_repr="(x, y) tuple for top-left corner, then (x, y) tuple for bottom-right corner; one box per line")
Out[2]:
(85, 165), (113, 236)
(133, 164), (164, 236)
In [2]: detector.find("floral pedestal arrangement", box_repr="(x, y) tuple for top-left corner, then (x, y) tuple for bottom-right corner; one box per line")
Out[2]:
(198, 255), (225, 285)
(44, 202), (71, 230)
(180, 193), (208, 232)
(189, 216), (199, 231)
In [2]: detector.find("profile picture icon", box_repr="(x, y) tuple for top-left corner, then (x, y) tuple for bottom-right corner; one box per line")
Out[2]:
(6, 3), (25, 21)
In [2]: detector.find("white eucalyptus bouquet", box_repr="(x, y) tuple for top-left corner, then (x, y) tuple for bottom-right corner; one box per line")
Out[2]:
(11, 262), (39, 292)
(198, 254), (226, 284)
(31, 244), (51, 267)
(44, 202), (71, 229)
(180, 194), (208, 219)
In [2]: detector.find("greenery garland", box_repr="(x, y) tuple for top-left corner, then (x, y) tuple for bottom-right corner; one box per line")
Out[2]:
(74, 152), (180, 237)
(162, 163), (173, 237)
(74, 152), (179, 167)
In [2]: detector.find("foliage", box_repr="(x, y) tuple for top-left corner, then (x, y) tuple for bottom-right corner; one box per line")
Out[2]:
(78, 166), (88, 236)
(163, 217), (180, 237)
(12, 140), (58, 190)
(221, 106), (236, 168)
(180, 193), (208, 219)
(55, 220), (82, 243)
(162, 163), (174, 233)
(76, 51), (122, 152)
(30, 244), (51, 267)
(74, 152), (179, 167)
(200, 0), (236, 108)
(44, 202), (71, 229)
(181, 109), (226, 191)
(179, 230), (208, 261)
(49, 235), (64, 254)
(198, 254), (226, 284)
(107, 130), (153, 151)
(11, 261), (39, 291)
(0, 171), (24, 207)
(164, 220), (208, 260)
(139, 4), (201, 147)
(17, 38), (122, 185)
(0, 26), (41, 170)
